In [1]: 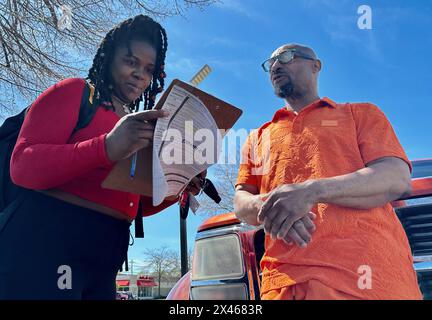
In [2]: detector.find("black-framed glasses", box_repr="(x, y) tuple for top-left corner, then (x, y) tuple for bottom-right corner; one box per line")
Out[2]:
(261, 49), (316, 72)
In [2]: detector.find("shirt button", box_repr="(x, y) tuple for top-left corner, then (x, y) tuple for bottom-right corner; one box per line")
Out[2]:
(129, 202), (134, 207)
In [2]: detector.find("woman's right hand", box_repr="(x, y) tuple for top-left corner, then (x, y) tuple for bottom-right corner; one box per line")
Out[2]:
(105, 109), (169, 162)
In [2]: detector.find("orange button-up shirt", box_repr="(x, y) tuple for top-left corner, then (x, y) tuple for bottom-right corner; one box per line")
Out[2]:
(236, 98), (422, 299)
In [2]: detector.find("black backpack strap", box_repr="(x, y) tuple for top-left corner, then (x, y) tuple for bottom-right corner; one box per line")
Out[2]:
(73, 80), (98, 133)
(0, 107), (30, 211)
(0, 80), (97, 214)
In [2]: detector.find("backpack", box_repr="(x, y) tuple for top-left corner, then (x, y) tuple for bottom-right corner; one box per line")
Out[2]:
(0, 79), (98, 229)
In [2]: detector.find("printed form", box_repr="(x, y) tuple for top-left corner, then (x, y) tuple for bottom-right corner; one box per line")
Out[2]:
(152, 85), (223, 206)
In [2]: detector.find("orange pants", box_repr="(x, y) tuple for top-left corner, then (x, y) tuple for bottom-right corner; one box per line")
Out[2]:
(262, 280), (361, 300)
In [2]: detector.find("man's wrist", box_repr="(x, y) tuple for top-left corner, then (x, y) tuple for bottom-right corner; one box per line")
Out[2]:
(254, 194), (264, 211)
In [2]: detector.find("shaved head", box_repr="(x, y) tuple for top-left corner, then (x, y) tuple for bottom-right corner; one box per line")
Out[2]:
(272, 43), (318, 60)
(268, 43), (321, 102)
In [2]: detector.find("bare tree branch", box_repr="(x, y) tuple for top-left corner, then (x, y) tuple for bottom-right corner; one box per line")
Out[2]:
(143, 245), (183, 298)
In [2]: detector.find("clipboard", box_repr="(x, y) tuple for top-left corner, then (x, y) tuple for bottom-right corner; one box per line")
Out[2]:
(101, 79), (243, 197)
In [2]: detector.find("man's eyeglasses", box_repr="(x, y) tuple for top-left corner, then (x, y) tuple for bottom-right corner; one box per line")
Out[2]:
(261, 49), (316, 72)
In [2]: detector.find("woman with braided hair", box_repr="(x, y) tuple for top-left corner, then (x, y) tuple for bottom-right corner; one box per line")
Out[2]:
(0, 15), (203, 300)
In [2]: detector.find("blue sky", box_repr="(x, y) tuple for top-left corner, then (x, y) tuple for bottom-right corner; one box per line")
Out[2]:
(125, 0), (432, 270)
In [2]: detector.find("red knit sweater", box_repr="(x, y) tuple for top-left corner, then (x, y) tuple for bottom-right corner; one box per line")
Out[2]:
(10, 78), (175, 219)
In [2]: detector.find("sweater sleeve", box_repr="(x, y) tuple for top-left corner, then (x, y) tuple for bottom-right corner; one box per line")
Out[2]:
(10, 78), (113, 190)
(350, 103), (412, 173)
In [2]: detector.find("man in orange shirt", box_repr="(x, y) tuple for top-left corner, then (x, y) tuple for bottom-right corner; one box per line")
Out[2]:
(234, 44), (422, 300)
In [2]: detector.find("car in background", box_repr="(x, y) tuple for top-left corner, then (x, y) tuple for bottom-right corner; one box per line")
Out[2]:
(167, 159), (432, 300)
(124, 292), (136, 300)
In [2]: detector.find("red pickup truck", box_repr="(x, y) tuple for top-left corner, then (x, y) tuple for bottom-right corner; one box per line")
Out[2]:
(167, 159), (432, 300)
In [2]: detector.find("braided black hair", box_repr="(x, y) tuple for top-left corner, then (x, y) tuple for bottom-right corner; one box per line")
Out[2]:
(87, 15), (168, 112)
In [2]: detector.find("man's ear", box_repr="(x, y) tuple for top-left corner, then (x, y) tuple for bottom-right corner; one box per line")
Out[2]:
(313, 59), (322, 73)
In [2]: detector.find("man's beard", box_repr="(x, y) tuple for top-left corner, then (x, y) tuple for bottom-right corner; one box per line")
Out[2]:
(274, 78), (294, 99)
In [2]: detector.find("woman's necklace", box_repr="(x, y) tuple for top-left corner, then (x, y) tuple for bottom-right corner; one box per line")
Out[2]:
(112, 94), (132, 114)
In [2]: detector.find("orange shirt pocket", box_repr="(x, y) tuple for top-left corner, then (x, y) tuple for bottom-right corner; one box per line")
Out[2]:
(260, 266), (297, 294)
